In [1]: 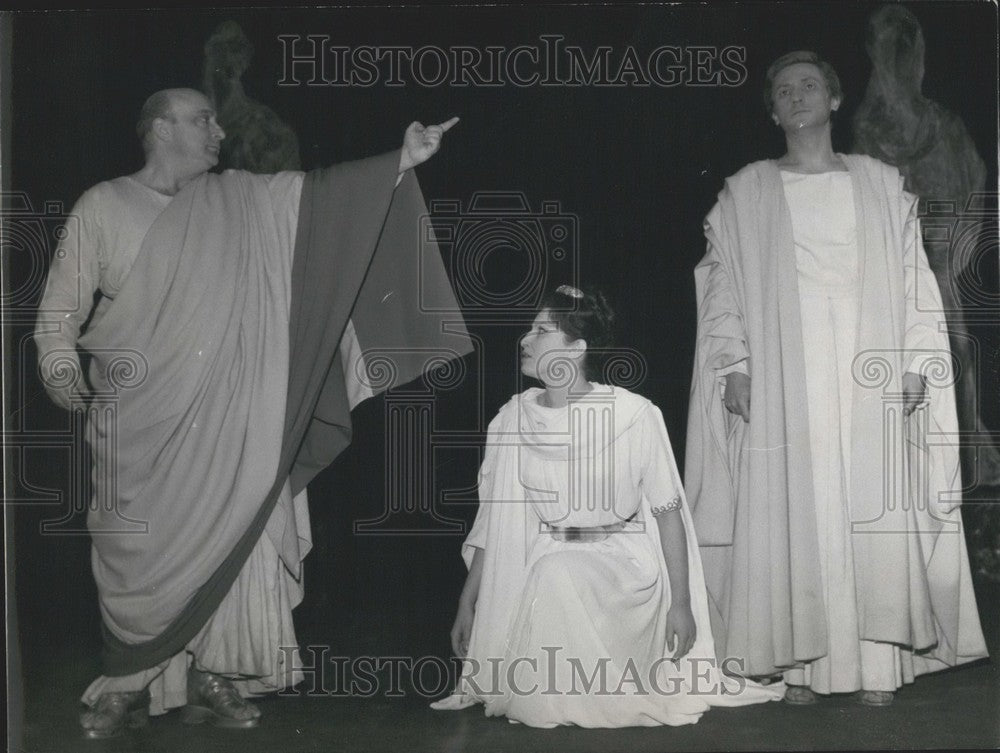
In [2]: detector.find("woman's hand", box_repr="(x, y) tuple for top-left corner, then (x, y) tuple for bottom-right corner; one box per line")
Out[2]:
(449, 547), (484, 658)
(655, 508), (695, 661)
(450, 600), (476, 658)
(665, 600), (696, 661)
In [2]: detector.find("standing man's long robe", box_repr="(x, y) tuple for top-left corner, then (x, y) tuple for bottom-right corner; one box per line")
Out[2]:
(36, 151), (473, 705)
(684, 154), (986, 683)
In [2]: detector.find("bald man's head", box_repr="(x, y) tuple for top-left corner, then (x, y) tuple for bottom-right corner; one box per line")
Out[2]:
(136, 88), (210, 153)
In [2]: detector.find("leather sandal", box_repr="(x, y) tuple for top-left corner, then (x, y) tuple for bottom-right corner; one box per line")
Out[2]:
(80, 688), (150, 739)
(783, 685), (818, 705)
(858, 690), (894, 707)
(754, 673), (784, 686)
(181, 667), (261, 728)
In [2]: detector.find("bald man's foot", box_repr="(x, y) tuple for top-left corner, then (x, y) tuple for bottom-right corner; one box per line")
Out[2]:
(181, 668), (261, 728)
(80, 689), (150, 739)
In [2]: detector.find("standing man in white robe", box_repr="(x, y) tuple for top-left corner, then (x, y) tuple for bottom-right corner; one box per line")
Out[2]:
(685, 51), (987, 707)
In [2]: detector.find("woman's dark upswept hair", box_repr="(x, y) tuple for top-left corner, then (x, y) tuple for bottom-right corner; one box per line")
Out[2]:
(763, 50), (843, 114)
(539, 285), (616, 382)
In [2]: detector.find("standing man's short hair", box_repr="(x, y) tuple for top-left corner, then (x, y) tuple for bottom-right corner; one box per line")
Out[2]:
(762, 50), (843, 115)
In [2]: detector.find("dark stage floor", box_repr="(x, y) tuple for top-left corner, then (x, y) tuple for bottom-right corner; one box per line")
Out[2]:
(12, 579), (1000, 753)
(11, 427), (1000, 752)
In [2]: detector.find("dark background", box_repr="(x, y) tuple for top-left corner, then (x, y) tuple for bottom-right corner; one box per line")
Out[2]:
(6, 0), (998, 686)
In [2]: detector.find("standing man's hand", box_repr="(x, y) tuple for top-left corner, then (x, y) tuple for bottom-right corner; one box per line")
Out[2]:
(399, 117), (460, 173)
(723, 371), (751, 423)
(902, 371), (927, 416)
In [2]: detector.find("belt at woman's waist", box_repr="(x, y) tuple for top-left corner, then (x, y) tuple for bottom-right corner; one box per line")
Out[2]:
(544, 520), (628, 542)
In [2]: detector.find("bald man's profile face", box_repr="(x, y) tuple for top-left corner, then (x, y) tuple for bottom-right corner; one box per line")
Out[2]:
(159, 89), (225, 173)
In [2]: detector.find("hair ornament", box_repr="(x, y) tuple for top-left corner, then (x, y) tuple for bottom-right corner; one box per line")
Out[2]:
(555, 284), (584, 299)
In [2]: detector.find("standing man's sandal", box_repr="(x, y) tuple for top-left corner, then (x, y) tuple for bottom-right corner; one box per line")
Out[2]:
(783, 685), (818, 705)
(857, 690), (894, 707)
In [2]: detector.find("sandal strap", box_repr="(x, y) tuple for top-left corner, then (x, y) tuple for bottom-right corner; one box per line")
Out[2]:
(190, 670), (257, 716)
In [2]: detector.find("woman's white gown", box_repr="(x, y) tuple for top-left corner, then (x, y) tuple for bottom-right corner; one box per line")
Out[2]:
(433, 385), (783, 727)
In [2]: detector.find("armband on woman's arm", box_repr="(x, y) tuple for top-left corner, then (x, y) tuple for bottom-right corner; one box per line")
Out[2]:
(650, 496), (682, 516)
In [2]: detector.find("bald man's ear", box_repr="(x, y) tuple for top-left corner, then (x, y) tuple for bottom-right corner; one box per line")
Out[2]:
(153, 117), (173, 143)
(831, 97), (841, 112)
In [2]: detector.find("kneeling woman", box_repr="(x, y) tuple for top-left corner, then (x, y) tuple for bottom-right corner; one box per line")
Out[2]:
(432, 285), (782, 727)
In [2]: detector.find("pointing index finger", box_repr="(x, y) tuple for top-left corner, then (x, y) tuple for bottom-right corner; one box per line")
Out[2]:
(438, 116), (460, 132)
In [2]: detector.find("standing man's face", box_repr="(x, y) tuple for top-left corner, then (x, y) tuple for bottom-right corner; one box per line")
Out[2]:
(160, 90), (225, 172)
(769, 62), (840, 133)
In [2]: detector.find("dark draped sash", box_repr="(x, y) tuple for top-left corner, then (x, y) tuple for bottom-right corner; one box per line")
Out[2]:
(102, 152), (472, 675)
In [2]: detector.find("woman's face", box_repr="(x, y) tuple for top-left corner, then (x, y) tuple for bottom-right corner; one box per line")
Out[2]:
(770, 62), (840, 133)
(520, 309), (585, 385)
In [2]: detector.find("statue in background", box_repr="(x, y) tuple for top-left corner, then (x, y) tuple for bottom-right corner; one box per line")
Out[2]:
(201, 21), (330, 631)
(202, 20), (301, 173)
(853, 4), (1000, 489)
